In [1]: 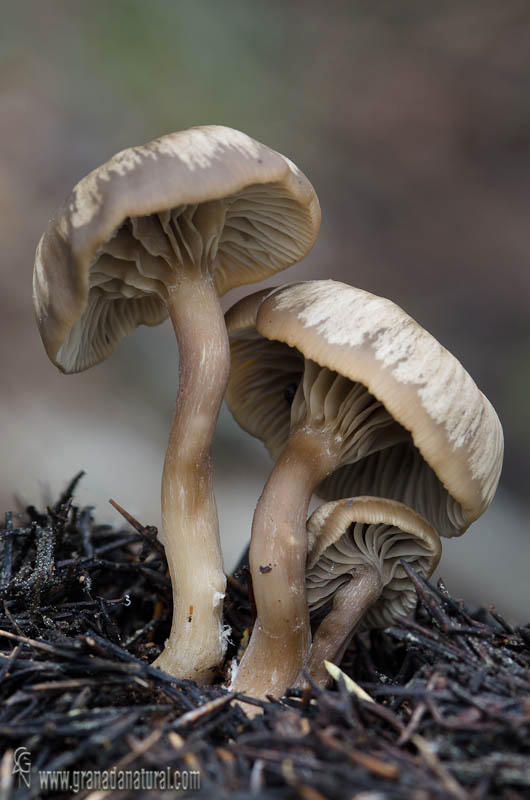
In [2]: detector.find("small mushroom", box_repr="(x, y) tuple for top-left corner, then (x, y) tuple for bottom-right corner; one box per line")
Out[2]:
(32, 127), (320, 682)
(225, 280), (503, 698)
(304, 496), (441, 688)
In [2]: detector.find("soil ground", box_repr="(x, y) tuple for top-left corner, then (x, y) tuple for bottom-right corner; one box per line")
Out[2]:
(1, 475), (529, 799)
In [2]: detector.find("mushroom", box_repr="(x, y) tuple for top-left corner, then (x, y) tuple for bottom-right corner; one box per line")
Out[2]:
(225, 279), (503, 698)
(32, 127), (320, 682)
(304, 496), (441, 688)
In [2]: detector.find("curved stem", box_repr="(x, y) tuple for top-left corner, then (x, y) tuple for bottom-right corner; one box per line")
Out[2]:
(153, 273), (229, 682)
(304, 565), (382, 689)
(233, 429), (334, 699)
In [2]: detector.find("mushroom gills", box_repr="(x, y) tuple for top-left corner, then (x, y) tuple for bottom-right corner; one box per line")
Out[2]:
(94, 202), (228, 296)
(88, 185), (314, 298)
(320, 443), (467, 538)
(307, 518), (436, 628)
(290, 359), (410, 464)
(303, 496), (442, 688)
(55, 292), (164, 373)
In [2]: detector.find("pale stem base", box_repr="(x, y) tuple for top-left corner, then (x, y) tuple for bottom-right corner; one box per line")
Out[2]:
(233, 429), (335, 699)
(153, 273), (229, 683)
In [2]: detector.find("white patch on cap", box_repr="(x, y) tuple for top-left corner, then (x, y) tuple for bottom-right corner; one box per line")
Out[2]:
(69, 127), (264, 229)
(70, 148), (146, 228)
(32, 236), (49, 310)
(154, 126), (262, 170)
(281, 154), (301, 176)
(273, 281), (501, 481)
(70, 170), (104, 229)
(274, 281), (395, 349)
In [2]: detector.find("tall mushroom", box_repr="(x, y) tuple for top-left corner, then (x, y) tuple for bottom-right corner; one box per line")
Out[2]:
(225, 280), (503, 698)
(304, 496), (441, 688)
(32, 127), (320, 682)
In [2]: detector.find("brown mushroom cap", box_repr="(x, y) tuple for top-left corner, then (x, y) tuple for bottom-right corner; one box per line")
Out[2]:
(306, 496), (441, 628)
(225, 280), (504, 537)
(33, 126), (320, 373)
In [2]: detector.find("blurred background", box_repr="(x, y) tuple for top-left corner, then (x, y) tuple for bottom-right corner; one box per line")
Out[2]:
(1, 0), (529, 620)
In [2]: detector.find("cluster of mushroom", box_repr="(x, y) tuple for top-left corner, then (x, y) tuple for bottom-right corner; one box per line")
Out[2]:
(225, 280), (503, 697)
(32, 126), (504, 702)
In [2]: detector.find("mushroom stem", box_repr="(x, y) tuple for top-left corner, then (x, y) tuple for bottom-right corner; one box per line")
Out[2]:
(233, 429), (335, 699)
(303, 564), (383, 689)
(153, 272), (229, 683)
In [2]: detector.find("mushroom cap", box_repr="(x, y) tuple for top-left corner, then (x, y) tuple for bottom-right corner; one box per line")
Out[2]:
(225, 280), (504, 536)
(33, 126), (320, 373)
(306, 496), (442, 628)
